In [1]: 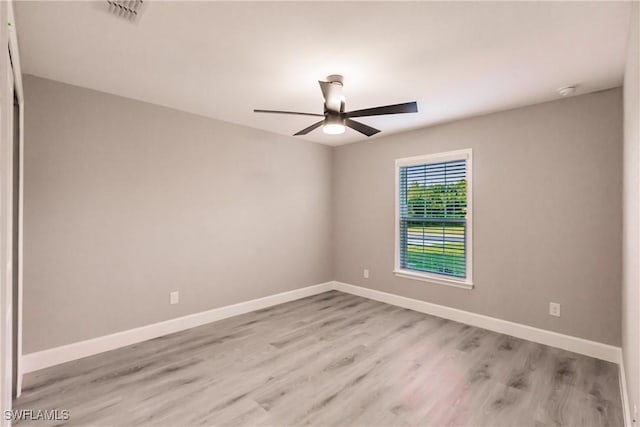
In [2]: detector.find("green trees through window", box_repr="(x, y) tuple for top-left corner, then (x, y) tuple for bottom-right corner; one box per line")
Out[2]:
(407, 180), (467, 218)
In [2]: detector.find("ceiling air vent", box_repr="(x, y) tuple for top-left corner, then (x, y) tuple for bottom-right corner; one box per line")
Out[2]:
(106, 0), (144, 21)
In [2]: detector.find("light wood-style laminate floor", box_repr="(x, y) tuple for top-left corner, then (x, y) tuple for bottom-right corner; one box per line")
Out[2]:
(15, 291), (623, 426)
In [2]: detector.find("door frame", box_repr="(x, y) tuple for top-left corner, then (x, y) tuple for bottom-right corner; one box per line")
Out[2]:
(6, 0), (24, 400)
(0, 0), (12, 417)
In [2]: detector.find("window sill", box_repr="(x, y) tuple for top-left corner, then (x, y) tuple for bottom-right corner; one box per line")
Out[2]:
(393, 269), (474, 289)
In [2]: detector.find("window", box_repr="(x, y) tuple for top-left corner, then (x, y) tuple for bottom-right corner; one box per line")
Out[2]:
(394, 149), (473, 288)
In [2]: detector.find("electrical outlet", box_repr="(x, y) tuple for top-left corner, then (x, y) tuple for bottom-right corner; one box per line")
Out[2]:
(170, 291), (179, 305)
(549, 302), (561, 317)
(363, 269), (369, 279)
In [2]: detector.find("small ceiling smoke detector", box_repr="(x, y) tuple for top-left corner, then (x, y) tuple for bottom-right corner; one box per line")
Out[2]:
(107, 0), (144, 21)
(557, 86), (577, 97)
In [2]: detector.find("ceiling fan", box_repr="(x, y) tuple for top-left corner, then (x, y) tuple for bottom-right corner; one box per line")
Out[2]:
(254, 74), (418, 137)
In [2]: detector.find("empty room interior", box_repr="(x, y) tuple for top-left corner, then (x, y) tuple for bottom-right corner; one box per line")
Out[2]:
(0, 1), (639, 426)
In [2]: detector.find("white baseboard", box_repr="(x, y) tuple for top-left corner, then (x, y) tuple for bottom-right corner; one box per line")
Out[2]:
(21, 282), (333, 374)
(22, 280), (623, 378)
(620, 356), (633, 427)
(332, 281), (622, 364)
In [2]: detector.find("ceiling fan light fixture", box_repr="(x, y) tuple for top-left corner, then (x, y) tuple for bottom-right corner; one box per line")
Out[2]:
(323, 123), (346, 135)
(323, 115), (345, 135)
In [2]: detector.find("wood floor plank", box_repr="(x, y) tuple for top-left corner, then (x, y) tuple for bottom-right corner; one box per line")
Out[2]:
(14, 291), (623, 426)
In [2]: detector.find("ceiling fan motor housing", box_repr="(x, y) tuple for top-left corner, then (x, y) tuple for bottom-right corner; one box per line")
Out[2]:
(323, 114), (346, 135)
(325, 114), (345, 125)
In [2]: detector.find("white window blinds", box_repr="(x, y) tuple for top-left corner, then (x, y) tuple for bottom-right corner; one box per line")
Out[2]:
(399, 158), (468, 278)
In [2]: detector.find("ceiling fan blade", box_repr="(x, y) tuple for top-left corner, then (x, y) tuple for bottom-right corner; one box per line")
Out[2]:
(345, 119), (380, 137)
(345, 101), (418, 118)
(294, 120), (325, 136)
(254, 109), (324, 117)
(318, 81), (343, 113)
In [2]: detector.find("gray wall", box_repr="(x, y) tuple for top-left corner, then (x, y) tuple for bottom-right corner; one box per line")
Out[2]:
(23, 74), (624, 355)
(623, 1), (639, 418)
(23, 75), (333, 353)
(333, 88), (623, 346)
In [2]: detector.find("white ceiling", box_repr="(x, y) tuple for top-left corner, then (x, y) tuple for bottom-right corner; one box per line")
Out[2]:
(14, 1), (632, 146)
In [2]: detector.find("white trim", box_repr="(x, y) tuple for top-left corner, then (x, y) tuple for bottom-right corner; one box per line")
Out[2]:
(393, 269), (473, 289)
(332, 281), (622, 363)
(395, 149), (472, 167)
(7, 0), (24, 398)
(620, 356), (633, 426)
(7, 1), (22, 106)
(394, 149), (473, 288)
(0, 7), (14, 420)
(21, 282), (333, 374)
(15, 92), (22, 399)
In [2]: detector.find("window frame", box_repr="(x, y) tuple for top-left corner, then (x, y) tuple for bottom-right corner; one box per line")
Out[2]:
(394, 149), (473, 289)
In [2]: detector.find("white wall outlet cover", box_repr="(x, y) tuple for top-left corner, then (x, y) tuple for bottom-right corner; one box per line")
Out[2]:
(170, 291), (179, 305)
(363, 269), (369, 279)
(549, 302), (561, 317)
